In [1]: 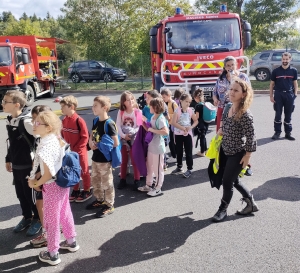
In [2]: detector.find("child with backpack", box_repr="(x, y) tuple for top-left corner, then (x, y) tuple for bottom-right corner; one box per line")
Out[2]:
(2, 90), (41, 237)
(85, 96), (119, 217)
(138, 98), (169, 196)
(116, 91), (142, 190)
(171, 93), (198, 178)
(193, 89), (209, 157)
(60, 95), (92, 202)
(161, 88), (178, 163)
(173, 88), (185, 106)
(28, 110), (79, 266)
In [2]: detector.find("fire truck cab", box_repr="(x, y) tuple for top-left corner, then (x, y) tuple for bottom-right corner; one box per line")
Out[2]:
(149, 6), (251, 98)
(0, 35), (67, 107)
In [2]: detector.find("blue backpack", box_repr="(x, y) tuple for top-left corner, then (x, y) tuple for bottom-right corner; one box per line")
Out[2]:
(56, 145), (82, 188)
(94, 117), (122, 168)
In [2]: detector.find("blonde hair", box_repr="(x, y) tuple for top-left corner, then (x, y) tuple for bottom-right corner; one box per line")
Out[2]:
(60, 95), (78, 109)
(232, 78), (253, 120)
(38, 110), (62, 137)
(94, 96), (111, 112)
(4, 90), (27, 109)
(119, 91), (138, 111)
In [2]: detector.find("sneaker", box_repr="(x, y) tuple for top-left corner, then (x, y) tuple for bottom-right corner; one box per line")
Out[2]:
(117, 179), (127, 189)
(69, 190), (80, 202)
(13, 217), (32, 233)
(171, 167), (184, 175)
(164, 164), (168, 171)
(245, 166), (253, 176)
(166, 157), (177, 163)
(59, 240), (80, 252)
(147, 188), (162, 197)
(197, 151), (205, 157)
(285, 133), (295, 141)
(271, 132), (280, 140)
(86, 200), (105, 210)
(95, 205), (115, 218)
(138, 184), (152, 192)
(26, 219), (42, 236)
(30, 232), (47, 248)
(39, 250), (61, 266)
(75, 190), (93, 203)
(183, 170), (192, 178)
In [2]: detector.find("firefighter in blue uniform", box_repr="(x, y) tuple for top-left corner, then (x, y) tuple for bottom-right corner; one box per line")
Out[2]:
(270, 52), (298, 140)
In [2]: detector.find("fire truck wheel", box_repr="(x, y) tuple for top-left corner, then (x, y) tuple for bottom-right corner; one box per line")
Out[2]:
(25, 85), (35, 106)
(103, 73), (113, 82)
(46, 82), (55, 98)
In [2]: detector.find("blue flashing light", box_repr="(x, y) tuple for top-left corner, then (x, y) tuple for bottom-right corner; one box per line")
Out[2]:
(175, 7), (181, 15)
(5, 39), (9, 43)
(220, 3), (227, 12)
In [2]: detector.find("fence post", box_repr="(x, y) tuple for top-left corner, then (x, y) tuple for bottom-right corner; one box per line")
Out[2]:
(141, 54), (144, 89)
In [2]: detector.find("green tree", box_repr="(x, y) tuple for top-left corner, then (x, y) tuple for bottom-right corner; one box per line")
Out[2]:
(20, 12), (28, 21)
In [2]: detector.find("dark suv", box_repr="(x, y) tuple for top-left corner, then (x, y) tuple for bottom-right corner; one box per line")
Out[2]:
(250, 49), (300, 81)
(68, 60), (127, 83)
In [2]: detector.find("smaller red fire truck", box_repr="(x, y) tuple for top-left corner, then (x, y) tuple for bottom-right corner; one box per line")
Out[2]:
(0, 35), (68, 107)
(149, 5), (251, 97)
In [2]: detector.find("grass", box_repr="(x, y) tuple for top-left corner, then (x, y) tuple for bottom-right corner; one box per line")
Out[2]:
(57, 79), (300, 92)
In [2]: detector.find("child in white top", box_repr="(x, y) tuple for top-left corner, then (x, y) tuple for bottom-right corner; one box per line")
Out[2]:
(171, 93), (198, 178)
(138, 98), (169, 197)
(28, 111), (79, 266)
(116, 91), (143, 190)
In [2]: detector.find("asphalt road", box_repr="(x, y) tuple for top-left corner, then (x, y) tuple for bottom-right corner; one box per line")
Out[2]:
(1, 92), (300, 273)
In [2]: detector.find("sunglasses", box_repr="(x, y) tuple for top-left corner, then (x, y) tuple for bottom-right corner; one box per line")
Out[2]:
(33, 121), (47, 127)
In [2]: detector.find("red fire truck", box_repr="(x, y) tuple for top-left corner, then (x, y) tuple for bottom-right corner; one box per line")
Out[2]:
(0, 35), (67, 107)
(149, 6), (251, 97)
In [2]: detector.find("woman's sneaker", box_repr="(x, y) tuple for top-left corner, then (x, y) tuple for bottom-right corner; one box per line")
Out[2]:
(39, 251), (61, 266)
(69, 190), (80, 202)
(183, 170), (192, 178)
(75, 190), (93, 203)
(138, 184), (152, 192)
(59, 240), (80, 252)
(13, 217), (32, 233)
(95, 205), (115, 218)
(147, 188), (162, 197)
(30, 232), (47, 248)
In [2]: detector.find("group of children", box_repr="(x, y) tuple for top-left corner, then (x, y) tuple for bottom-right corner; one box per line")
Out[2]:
(3, 87), (209, 265)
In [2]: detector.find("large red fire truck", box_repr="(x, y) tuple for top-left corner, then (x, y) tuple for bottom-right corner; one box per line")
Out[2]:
(149, 6), (251, 97)
(0, 35), (67, 107)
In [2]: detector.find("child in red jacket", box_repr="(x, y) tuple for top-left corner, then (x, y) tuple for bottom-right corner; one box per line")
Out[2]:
(60, 95), (92, 202)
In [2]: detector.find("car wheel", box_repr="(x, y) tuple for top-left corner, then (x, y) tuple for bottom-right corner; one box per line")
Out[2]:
(103, 73), (113, 82)
(85, 79), (93, 83)
(72, 73), (81, 83)
(255, 68), (270, 81)
(25, 85), (35, 106)
(116, 79), (125, 82)
(45, 82), (55, 98)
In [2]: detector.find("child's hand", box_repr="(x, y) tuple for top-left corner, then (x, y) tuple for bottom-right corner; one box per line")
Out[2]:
(35, 172), (41, 180)
(28, 178), (37, 188)
(89, 140), (97, 150)
(5, 162), (12, 172)
(142, 115), (147, 122)
(124, 134), (131, 141)
(217, 128), (223, 136)
(148, 128), (153, 133)
(34, 186), (42, 192)
(185, 126), (192, 132)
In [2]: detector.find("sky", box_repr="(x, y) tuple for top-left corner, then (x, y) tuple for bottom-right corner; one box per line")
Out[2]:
(0, 0), (299, 28)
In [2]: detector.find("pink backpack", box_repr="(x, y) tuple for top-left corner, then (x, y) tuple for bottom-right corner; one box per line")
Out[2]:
(120, 108), (143, 126)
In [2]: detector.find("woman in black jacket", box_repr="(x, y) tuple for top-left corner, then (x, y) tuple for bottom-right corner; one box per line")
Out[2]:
(212, 78), (259, 222)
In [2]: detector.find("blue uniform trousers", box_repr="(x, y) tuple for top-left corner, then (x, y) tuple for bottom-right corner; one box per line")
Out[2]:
(274, 91), (295, 133)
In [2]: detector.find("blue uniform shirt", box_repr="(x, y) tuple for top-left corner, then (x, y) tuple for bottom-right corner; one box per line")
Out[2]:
(271, 66), (298, 92)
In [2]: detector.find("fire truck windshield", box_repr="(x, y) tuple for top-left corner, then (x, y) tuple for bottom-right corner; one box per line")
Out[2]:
(0, 46), (12, 66)
(166, 18), (241, 54)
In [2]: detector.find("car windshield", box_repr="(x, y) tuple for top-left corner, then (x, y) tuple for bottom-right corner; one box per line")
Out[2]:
(0, 46), (12, 66)
(166, 19), (241, 54)
(98, 61), (113, 68)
